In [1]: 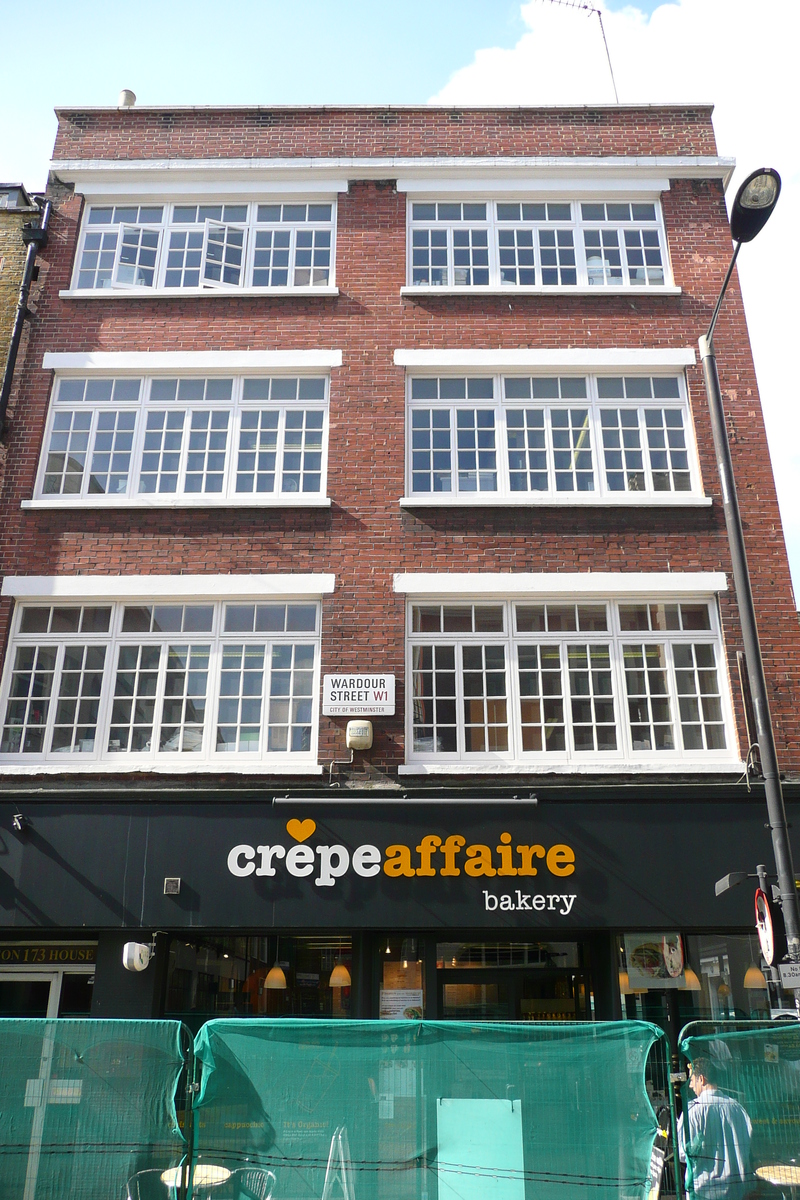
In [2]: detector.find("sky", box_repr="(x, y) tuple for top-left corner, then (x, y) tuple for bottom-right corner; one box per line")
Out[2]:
(1, 0), (798, 594)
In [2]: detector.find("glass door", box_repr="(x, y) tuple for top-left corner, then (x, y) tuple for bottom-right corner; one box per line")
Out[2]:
(0, 972), (60, 1017)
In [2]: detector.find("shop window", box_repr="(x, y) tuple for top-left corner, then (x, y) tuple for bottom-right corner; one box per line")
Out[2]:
(436, 941), (590, 1022)
(618, 932), (795, 1028)
(165, 936), (352, 1030)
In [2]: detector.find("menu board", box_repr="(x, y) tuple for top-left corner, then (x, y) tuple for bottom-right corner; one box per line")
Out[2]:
(379, 989), (424, 1019)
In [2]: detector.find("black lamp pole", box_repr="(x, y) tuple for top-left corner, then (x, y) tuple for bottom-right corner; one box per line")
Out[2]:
(700, 168), (800, 978)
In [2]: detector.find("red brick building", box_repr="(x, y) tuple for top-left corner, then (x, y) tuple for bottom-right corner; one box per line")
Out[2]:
(0, 104), (797, 1033)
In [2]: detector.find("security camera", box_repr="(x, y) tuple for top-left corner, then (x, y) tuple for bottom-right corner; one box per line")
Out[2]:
(122, 942), (152, 972)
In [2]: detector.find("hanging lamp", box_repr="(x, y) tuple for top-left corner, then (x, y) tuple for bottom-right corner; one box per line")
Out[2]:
(681, 967), (702, 992)
(744, 934), (767, 990)
(329, 939), (351, 988)
(265, 936), (287, 989)
(744, 963), (767, 989)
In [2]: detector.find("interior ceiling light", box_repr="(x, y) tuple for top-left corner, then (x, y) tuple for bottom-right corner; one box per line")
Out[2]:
(744, 963), (767, 989)
(265, 963), (287, 989)
(681, 967), (702, 992)
(266, 936), (287, 989)
(329, 962), (352, 988)
(329, 937), (352, 988)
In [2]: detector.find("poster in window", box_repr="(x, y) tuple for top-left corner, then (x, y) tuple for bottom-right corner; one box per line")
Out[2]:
(625, 933), (685, 989)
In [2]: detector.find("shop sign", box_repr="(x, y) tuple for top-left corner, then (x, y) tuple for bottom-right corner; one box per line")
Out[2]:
(7, 795), (790, 931)
(227, 817), (577, 919)
(323, 674), (395, 715)
(0, 943), (97, 966)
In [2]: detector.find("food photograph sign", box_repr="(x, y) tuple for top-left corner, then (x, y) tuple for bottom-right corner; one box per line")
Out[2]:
(624, 932), (686, 989)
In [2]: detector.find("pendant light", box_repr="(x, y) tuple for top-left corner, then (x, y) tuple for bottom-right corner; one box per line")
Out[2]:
(744, 963), (767, 989)
(744, 935), (767, 990)
(329, 939), (351, 989)
(681, 967), (702, 992)
(265, 936), (287, 989)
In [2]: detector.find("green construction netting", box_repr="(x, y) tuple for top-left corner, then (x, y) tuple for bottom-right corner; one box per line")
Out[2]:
(681, 1022), (800, 1199)
(192, 1019), (667, 1200)
(0, 1018), (188, 1200)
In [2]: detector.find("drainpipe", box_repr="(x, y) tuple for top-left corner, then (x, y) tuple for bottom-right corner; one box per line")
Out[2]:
(0, 199), (51, 438)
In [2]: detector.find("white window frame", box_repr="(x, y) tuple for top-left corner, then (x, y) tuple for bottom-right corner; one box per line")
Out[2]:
(404, 197), (675, 293)
(67, 199), (338, 297)
(402, 367), (705, 506)
(396, 573), (741, 776)
(26, 352), (340, 510)
(0, 575), (333, 776)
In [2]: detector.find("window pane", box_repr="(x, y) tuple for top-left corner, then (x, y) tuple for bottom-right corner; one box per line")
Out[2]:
(51, 645), (107, 753)
(568, 645), (616, 751)
(411, 643), (457, 753)
(159, 644), (209, 752)
(462, 645), (508, 753)
(519, 644), (565, 752)
(216, 644), (265, 752)
(623, 643), (674, 751)
(1, 645), (56, 753)
(551, 409), (594, 491)
(108, 644), (160, 752)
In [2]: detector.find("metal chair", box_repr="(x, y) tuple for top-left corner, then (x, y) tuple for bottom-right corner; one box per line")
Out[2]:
(125, 1168), (177, 1200)
(228, 1167), (276, 1200)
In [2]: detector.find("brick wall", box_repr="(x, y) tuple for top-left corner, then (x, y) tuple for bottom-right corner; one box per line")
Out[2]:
(2, 107), (798, 785)
(0, 206), (38, 502)
(52, 104), (719, 162)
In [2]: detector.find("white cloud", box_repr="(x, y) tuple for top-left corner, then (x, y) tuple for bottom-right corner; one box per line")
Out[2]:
(431, 0), (800, 601)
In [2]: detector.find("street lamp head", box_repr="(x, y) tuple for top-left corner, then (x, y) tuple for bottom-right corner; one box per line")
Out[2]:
(730, 168), (781, 244)
(715, 870), (749, 897)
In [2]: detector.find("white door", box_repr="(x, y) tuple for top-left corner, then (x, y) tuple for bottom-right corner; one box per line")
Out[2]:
(0, 970), (60, 1018)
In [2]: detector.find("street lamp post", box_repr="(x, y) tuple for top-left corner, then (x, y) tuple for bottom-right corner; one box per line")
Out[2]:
(700, 168), (800, 984)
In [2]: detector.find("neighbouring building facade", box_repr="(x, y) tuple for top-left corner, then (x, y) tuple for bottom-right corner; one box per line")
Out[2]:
(1, 184), (42, 490)
(0, 104), (798, 1041)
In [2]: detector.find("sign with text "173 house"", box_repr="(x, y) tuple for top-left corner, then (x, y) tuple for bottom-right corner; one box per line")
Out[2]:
(322, 674), (395, 715)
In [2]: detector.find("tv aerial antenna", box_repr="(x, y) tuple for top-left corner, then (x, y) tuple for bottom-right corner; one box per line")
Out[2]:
(537, 0), (620, 103)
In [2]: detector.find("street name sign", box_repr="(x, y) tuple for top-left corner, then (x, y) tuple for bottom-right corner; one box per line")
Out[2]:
(323, 673), (395, 716)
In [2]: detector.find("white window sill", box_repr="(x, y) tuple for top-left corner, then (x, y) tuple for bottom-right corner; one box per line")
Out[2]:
(399, 494), (711, 509)
(399, 759), (744, 776)
(21, 496), (333, 511)
(58, 285), (340, 301)
(0, 760), (324, 777)
(400, 284), (682, 298)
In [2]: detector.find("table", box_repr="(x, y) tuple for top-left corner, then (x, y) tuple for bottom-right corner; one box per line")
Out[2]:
(160, 1164), (232, 1189)
(756, 1165), (800, 1196)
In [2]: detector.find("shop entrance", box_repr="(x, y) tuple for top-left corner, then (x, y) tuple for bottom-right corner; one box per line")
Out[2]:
(0, 948), (96, 1019)
(0, 970), (95, 1018)
(437, 941), (592, 1022)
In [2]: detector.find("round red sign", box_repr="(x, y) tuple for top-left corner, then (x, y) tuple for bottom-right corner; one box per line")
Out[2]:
(755, 887), (776, 965)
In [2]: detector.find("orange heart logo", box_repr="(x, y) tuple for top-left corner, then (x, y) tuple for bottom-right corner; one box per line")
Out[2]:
(286, 818), (316, 843)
